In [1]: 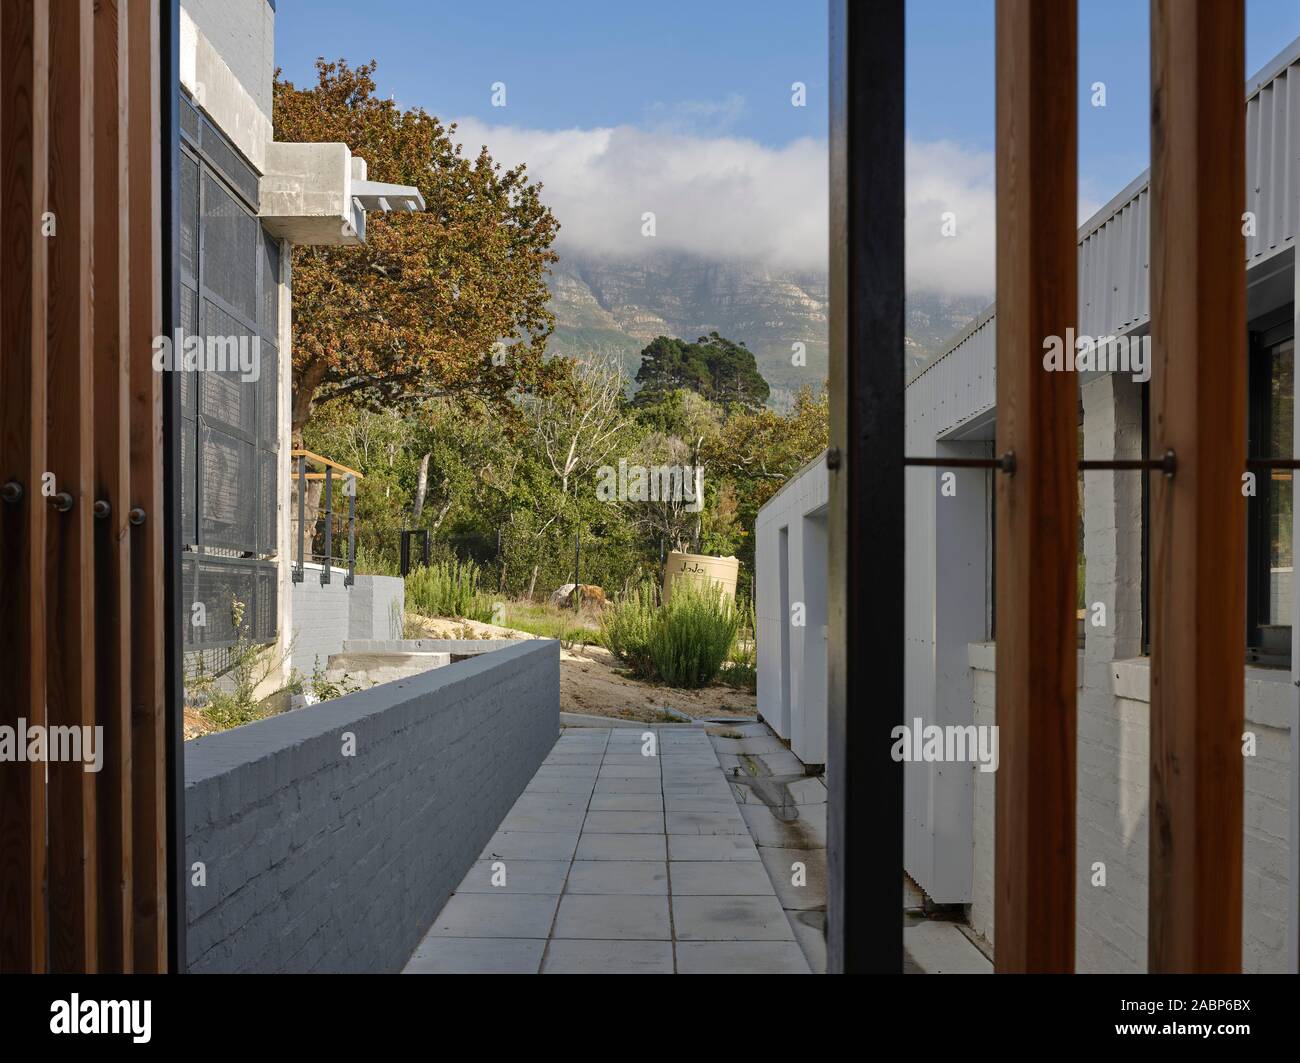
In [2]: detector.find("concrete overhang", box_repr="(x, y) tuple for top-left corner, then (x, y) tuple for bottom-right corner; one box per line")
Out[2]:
(259, 146), (425, 247)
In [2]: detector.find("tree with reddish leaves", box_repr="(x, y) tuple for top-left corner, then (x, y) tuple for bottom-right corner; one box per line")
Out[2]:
(274, 59), (562, 441)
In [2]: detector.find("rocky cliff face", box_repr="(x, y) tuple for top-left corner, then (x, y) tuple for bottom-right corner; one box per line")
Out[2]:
(545, 250), (987, 405)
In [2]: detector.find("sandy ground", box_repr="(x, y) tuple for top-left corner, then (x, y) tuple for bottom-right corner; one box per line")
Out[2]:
(559, 644), (756, 722)
(408, 612), (756, 721)
(185, 613), (756, 738)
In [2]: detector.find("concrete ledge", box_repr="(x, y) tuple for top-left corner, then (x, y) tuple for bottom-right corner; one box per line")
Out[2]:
(343, 638), (520, 656)
(1112, 655), (1295, 730)
(185, 639), (560, 972)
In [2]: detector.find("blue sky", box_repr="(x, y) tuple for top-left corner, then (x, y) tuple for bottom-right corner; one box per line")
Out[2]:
(275, 1), (1300, 292)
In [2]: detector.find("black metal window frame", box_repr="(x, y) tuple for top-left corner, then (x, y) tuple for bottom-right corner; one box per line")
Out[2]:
(179, 97), (281, 652)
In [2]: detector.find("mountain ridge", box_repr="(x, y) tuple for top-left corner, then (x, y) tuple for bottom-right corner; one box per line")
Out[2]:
(545, 249), (988, 407)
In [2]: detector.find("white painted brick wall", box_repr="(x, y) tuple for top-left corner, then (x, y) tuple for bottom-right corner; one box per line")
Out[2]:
(964, 373), (1293, 973)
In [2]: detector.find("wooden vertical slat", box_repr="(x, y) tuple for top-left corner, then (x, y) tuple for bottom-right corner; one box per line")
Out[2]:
(1148, 0), (1246, 973)
(0, 0), (49, 975)
(46, 0), (97, 973)
(825, 0), (906, 973)
(93, 0), (134, 972)
(993, 0), (1078, 973)
(126, 0), (168, 973)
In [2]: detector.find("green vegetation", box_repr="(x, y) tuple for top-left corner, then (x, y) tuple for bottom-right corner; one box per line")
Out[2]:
(603, 581), (742, 689)
(633, 332), (770, 411)
(647, 583), (741, 689)
(404, 559), (494, 622)
(718, 597), (758, 692)
(600, 580), (661, 679)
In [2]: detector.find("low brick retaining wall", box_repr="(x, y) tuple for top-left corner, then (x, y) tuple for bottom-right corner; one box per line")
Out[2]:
(184, 639), (560, 972)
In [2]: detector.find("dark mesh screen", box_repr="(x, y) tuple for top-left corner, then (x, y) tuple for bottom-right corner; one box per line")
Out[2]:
(200, 425), (256, 551)
(180, 143), (279, 650)
(180, 94), (200, 140)
(181, 154), (198, 281)
(199, 300), (257, 437)
(258, 450), (278, 554)
(181, 417), (197, 545)
(182, 556), (278, 650)
(258, 344), (278, 446)
(199, 115), (260, 207)
(202, 172), (258, 320)
(179, 287), (198, 415)
(260, 233), (280, 338)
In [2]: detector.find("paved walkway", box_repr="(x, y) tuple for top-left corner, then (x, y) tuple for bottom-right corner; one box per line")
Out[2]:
(405, 723), (815, 974)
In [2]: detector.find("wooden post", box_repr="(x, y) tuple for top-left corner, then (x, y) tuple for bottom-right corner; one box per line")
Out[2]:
(825, 0), (905, 972)
(0, 0), (50, 974)
(127, 0), (168, 972)
(1148, 0), (1246, 973)
(993, 0), (1078, 973)
(93, 0), (134, 972)
(46, 0), (98, 973)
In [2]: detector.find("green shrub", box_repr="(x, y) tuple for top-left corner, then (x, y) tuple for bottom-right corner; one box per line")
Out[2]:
(718, 597), (757, 692)
(648, 582), (740, 688)
(600, 580), (660, 678)
(404, 558), (494, 621)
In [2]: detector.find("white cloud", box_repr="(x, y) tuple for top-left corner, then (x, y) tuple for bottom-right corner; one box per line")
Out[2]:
(450, 118), (1063, 299)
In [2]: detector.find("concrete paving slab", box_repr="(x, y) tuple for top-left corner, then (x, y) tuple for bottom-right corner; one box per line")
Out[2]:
(739, 803), (826, 849)
(664, 795), (745, 813)
(669, 861), (777, 896)
(541, 939), (674, 974)
(751, 751), (807, 775)
(758, 847), (825, 911)
(667, 835), (760, 861)
(789, 911), (827, 973)
(565, 860), (669, 895)
(525, 778), (598, 795)
(582, 810), (664, 834)
(575, 833), (668, 861)
(665, 811), (749, 836)
(903, 921), (993, 974)
(597, 764), (660, 779)
(552, 895), (672, 940)
(405, 936), (545, 974)
(455, 860), (570, 895)
(499, 806), (589, 833)
(671, 895), (795, 941)
(508, 794), (587, 814)
(588, 793), (664, 812)
(593, 777), (662, 794)
(427, 893), (559, 939)
(481, 831), (580, 862)
(675, 941), (810, 974)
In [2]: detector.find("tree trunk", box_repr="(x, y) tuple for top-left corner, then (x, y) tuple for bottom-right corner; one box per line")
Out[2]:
(526, 563), (539, 602)
(412, 451), (431, 520)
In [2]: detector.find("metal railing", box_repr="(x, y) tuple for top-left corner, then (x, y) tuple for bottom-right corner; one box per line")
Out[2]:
(291, 450), (363, 587)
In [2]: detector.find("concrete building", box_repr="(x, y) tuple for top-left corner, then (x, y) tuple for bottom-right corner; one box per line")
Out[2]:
(176, 0), (422, 689)
(758, 36), (1300, 972)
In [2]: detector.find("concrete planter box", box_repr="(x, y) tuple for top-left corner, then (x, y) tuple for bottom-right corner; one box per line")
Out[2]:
(184, 639), (560, 973)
